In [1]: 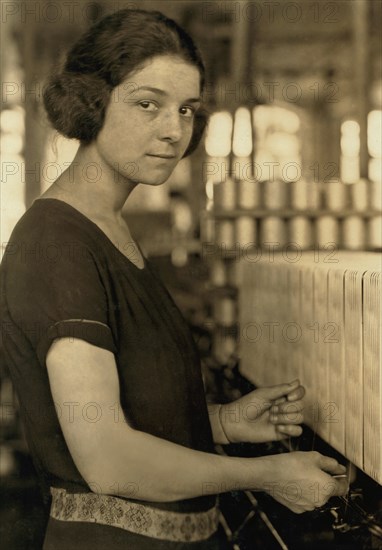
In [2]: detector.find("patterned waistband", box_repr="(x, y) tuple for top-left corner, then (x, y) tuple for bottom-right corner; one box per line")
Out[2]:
(50, 487), (219, 543)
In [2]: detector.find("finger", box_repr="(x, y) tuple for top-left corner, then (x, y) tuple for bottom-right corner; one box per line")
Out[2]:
(273, 397), (287, 406)
(275, 400), (304, 414)
(257, 380), (301, 402)
(325, 478), (349, 497)
(286, 385), (305, 402)
(269, 412), (304, 424)
(270, 402), (304, 423)
(271, 412), (304, 425)
(276, 424), (303, 437)
(273, 382), (305, 404)
(318, 455), (347, 475)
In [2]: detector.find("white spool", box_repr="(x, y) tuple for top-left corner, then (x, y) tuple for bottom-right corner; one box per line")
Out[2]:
(213, 177), (236, 211)
(235, 216), (256, 248)
(221, 333), (237, 359)
(326, 182), (347, 212)
(237, 179), (260, 210)
(215, 220), (235, 249)
(201, 215), (215, 243)
(263, 180), (288, 210)
(212, 332), (237, 364)
(367, 215), (382, 249)
(232, 156), (253, 182)
(206, 156), (230, 185)
(260, 216), (287, 248)
(289, 216), (313, 250)
(214, 297), (236, 326)
(307, 182), (321, 210)
(342, 215), (366, 250)
(370, 181), (382, 211)
(315, 215), (340, 249)
(210, 259), (227, 287)
(350, 179), (368, 212)
(290, 180), (310, 210)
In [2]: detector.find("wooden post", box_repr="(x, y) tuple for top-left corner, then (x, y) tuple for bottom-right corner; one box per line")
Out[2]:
(353, 0), (370, 179)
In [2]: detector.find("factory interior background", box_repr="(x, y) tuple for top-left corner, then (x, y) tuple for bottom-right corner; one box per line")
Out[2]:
(1, 0), (381, 548)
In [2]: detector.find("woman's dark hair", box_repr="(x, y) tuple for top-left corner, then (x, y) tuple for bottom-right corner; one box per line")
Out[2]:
(43, 8), (208, 157)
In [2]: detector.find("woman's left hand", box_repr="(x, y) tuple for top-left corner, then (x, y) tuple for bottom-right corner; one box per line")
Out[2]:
(219, 380), (305, 444)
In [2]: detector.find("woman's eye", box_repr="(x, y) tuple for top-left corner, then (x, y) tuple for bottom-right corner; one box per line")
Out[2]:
(138, 101), (158, 111)
(180, 106), (195, 118)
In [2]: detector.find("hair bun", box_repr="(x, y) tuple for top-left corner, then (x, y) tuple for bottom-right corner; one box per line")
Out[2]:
(43, 71), (111, 143)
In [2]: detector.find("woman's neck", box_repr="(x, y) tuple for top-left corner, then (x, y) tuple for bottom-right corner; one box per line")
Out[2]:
(41, 143), (139, 222)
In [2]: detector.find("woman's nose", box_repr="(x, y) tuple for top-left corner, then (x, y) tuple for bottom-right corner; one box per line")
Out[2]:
(158, 110), (182, 142)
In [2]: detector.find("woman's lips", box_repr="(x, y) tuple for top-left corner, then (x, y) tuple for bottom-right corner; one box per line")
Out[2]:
(146, 153), (176, 159)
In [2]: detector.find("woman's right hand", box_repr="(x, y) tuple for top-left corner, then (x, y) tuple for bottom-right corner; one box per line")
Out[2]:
(258, 451), (349, 514)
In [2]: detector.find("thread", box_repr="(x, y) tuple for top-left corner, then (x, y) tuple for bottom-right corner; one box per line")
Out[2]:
(238, 251), (381, 483)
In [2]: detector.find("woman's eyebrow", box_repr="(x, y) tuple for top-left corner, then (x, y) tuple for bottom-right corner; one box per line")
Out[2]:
(137, 86), (201, 103)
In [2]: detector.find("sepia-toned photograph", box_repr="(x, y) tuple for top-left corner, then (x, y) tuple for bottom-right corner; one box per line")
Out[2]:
(0, 1), (381, 548)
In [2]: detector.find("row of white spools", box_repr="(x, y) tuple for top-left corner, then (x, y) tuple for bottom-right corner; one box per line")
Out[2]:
(209, 178), (382, 250)
(213, 178), (382, 212)
(212, 214), (382, 251)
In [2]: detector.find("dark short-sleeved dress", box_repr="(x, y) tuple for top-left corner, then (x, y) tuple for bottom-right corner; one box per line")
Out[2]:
(0, 198), (225, 549)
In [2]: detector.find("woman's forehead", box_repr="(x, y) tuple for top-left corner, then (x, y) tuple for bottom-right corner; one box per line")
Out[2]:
(121, 55), (201, 94)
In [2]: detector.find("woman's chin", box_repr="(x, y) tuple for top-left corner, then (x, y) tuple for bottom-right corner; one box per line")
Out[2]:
(139, 170), (175, 186)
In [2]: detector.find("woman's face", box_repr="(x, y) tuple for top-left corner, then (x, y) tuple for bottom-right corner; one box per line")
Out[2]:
(94, 55), (201, 186)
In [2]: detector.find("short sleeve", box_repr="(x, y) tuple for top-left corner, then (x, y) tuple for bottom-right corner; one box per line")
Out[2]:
(3, 230), (117, 367)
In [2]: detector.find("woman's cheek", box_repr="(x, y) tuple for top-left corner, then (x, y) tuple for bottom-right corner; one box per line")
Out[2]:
(182, 124), (194, 149)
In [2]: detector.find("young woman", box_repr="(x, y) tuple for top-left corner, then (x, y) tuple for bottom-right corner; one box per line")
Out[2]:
(1, 8), (348, 549)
